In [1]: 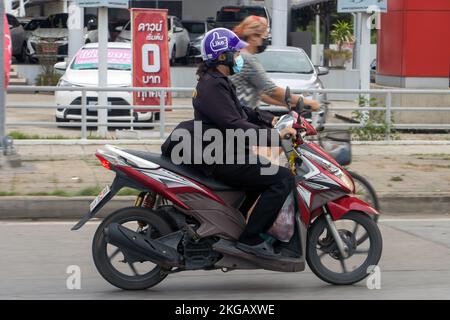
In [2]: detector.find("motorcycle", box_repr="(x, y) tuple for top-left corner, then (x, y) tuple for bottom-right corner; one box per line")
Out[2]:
(72, 93), (383, 290)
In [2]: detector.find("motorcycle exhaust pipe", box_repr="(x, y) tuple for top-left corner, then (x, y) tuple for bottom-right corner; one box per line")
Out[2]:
(104, 223), (182, 268)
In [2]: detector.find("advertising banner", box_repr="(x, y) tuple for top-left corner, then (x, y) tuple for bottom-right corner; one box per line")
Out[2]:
(338, 0), (387, 13)
(132, 8), (172, 109)
(3, 14), (11, 88)
(75, 0), (128, 8)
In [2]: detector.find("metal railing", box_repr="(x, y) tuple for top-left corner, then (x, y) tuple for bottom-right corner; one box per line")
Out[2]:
(5, 86), (450, 141)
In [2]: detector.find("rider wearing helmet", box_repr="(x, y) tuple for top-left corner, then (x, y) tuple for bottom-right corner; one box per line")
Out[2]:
(162, 28), (296, 259)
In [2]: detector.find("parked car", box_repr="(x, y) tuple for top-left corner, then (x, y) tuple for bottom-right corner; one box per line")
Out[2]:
(26, 13), (98, 63)
(116, 16), (191, 65)
(6, 13), (26, 62)
(182, 20), (213, 59)
(23, 17), (47, 38)
(212, 5), (271, 40)
(256, 46), (329, 125)
(54, 42), (153, 124)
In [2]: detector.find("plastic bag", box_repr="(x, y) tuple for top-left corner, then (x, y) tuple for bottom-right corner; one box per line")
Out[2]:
(267, 193), (295, 242)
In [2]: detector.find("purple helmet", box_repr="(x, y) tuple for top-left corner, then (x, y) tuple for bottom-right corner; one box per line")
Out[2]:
(200, 28), (248, 61)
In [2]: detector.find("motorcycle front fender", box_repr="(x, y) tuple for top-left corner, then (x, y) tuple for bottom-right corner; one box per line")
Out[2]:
(327, 196), (379, 221)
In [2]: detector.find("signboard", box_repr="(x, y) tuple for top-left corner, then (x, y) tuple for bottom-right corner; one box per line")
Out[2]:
(338, 0), (387, 13)
(75, 0), (128, 8)
(3, 14), (11, 88)
(132, 8), (172, 109)
(73, 48), (131, 69)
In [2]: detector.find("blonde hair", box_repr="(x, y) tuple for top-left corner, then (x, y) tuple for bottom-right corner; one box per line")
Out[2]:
(234, 15), (268, 40)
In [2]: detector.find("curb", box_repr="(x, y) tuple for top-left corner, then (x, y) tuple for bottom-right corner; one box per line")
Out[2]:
(0, 195), (449, 219)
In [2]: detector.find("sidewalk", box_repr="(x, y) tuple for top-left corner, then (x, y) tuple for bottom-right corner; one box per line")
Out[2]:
(1, 143), (450, 218)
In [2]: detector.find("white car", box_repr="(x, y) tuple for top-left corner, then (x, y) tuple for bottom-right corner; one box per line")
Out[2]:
(256, 46), (329, 127)
(54, 42), (153, 123)
(116, 16), (191, 65)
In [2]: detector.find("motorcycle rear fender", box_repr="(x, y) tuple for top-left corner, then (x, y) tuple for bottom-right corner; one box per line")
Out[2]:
(327, 196), (379, 221)
(71, 172), (146, 231)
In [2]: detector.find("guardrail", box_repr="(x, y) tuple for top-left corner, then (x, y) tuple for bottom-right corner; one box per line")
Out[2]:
(5, 86), (450, 141)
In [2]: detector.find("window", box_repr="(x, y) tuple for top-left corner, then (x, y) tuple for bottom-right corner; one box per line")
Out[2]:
(216, 7), (267, 23)
(182, 22), (205, 35)
(7, 14), (20, 28)
(258, 50), (314, 74)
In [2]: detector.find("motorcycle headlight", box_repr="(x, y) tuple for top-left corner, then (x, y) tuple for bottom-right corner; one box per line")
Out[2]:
(337, 170), (355, 193)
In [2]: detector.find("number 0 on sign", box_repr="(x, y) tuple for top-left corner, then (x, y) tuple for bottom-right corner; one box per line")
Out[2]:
(142, 44), (161, 73)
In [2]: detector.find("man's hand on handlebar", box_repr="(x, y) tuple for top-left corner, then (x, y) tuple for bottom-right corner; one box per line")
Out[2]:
(279, 127), (297, 139)
(303, 98), (320, 111)
(291, 95), (320, 112)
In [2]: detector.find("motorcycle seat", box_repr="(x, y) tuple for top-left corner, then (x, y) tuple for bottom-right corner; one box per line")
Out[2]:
(123, 150), (236, 191)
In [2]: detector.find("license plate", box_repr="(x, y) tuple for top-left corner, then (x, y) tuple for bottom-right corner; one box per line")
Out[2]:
(90, 185), (111, 212)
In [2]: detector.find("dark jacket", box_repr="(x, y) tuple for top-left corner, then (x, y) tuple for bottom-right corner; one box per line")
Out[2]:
(161, 69), (278, 175)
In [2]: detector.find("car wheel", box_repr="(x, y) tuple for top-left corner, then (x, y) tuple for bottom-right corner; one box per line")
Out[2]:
(14, 42), (27, 63)
(27, 55), (39, 64)
(170, 45), (176, 66)
(181, 44), (190, 65)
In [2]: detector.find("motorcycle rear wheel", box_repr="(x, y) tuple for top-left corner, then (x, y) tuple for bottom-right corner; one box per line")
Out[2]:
(348, 170), (380, 222)
(92, 207), (173, 290)
(306, 211), (382, 285)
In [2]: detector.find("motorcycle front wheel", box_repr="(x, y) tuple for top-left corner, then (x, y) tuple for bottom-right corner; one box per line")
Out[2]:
(92, 207), (173, 290)
(306, 211), (382, 285)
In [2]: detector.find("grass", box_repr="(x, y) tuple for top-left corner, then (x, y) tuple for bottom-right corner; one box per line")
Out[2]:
(412, 153), (450, 161)
(390, 176), (403, 182)
(0, 186), (141, 197)
(8, 131), (112, 140)
(0, 192), (19, 196)
(8, 131), (71, 140)
(75, 186), (103, 196)
(27, 190), (70, 197)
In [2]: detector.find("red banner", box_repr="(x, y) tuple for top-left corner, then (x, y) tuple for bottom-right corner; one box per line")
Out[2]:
(132, 8), (172, 109)
(3, 14), (12, 88)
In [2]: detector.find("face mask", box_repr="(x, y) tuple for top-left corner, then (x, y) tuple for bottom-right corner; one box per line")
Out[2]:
(257, 38), (269, 53)
(233, 55), (244, 74)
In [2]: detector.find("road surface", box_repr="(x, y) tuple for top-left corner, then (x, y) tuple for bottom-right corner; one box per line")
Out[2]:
(0, 215), (449, 299)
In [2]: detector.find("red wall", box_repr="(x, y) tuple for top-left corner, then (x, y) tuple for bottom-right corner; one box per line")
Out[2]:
(378, 0), (450, 78)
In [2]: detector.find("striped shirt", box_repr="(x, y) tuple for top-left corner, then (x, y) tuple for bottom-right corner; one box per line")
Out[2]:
(230, 52), (277, 109)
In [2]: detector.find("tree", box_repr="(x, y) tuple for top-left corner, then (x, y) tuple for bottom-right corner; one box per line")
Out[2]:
(291, 0), (353, 67)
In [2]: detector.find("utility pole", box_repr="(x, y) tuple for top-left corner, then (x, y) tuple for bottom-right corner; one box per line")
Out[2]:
(97, 6), (108, 137)
(272, 0), (289, 46)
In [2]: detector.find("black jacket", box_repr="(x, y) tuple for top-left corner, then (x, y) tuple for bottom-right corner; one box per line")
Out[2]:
(161, 69), (278, 175)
